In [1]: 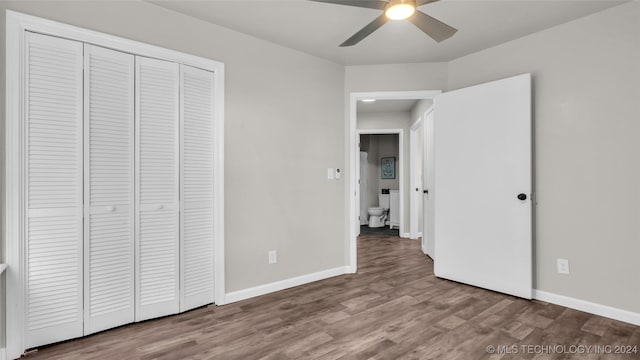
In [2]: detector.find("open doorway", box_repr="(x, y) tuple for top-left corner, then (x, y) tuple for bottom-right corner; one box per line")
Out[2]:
(349, 91), (441, 272)
(358, 132), (401, 237)
(350, 75), (533, 301)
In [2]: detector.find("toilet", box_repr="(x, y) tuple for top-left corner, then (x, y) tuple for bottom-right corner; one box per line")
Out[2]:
(367, 194), (390, 228)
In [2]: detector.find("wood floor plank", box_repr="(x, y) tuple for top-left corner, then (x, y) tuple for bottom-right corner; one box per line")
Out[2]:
(23, 234), (639, 360)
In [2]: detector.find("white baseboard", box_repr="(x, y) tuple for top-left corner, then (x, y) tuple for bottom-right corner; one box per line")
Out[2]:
(223, 273), (640, 327)
(533, 289), (640, 326)
(402, 232), (410, 238)
(1, 347), (6, 360)
(224, 266), (349, 304)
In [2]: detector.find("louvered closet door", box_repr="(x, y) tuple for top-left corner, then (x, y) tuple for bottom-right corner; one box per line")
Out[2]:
(25, 32), (84, 348)
(180, 65), (216, 311)
(135, 56), (180, 321)
(84, 44), (135, 334)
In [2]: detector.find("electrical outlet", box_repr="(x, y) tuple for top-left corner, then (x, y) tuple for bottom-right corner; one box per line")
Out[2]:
(268, 250), (277, 264)
(557, 258), (569, 274)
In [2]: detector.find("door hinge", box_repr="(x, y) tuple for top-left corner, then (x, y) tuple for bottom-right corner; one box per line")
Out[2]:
(358, 179), (360, 184)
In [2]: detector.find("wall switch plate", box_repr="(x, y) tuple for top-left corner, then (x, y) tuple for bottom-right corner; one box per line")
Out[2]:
(557, 258), (569, 274)
(327, 168), (335, 180)
(268, 250), (277, 264)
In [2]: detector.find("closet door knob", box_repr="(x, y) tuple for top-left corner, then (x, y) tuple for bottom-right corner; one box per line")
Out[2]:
(517, 193), (527, 201)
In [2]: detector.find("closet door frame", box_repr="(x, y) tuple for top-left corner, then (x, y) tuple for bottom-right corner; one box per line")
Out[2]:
(5, 11), (226, 360)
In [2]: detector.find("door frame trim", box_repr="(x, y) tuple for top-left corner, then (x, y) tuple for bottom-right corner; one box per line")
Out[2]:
(348, 91), (441, 273)
(5, 11), (226, 358)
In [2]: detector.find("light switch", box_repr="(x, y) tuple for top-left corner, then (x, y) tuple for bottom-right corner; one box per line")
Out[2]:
(557, 258), (569, 274)
(327, 168), (335, 180)
(335, 168), (341, 179)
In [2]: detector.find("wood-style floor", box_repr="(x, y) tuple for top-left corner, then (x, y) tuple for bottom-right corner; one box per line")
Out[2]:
(25, 234), (639, 360)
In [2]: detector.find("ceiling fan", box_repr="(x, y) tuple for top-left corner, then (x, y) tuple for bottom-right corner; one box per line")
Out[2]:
(309, 0), (457, 47)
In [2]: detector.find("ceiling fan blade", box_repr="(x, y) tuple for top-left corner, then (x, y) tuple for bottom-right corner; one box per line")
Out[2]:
(308, 0), (387, 10)
(408, 10), (457, 42)
(416, 0), (439, 6)
(340, 14), (388, 47)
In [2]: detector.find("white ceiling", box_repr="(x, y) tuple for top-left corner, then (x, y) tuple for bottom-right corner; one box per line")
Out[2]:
(148, 0), (626, 65)
(357, 99), (421, 113)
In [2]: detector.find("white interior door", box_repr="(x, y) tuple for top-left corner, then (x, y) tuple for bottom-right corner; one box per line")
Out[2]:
(180, 64), (216, 311)
(135, 56), (180, 320)
(84, 44), (135, 334)
(25, 32), (84, 348)
(359, 151), (368, 226)
(434, 74), (532, 299)
(410, 122), (423, 239)
(423, 109), (435, 258)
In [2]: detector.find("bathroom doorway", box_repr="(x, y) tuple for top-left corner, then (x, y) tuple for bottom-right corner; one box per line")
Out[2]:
(358, 133), (401, 238)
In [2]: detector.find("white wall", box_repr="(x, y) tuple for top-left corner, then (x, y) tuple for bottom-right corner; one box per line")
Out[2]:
(345, 63), (448, 92)
(447, 2), (640, 314)
(360, 135), (378, 209)
(375, 135), (400, 193)
(357, 112), (412, 234)
(0, 0), (346, 347)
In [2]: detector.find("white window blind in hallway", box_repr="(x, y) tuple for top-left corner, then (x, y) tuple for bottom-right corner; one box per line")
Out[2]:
(25, 32), (84, 348)
(180, 65), (216, 311)
(135, 56), (181, 321)
(83, 44), (135, 335)
(11, 20), (223, 354)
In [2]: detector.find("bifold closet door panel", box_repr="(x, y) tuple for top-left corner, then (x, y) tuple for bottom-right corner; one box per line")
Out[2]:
(135, 56), (180, 321)
(25, 32), (84, 348)
(180, 65), (215, 311)
(84, 44), (135, 335)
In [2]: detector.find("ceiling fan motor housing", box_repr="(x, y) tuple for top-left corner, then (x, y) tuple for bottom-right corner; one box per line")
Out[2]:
(309, 0), (456, 46)
(385, 0), (417, 20)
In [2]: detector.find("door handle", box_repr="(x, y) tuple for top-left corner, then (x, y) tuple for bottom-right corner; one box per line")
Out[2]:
(423, 190), (429, 194)
(517, 193), (527, 201)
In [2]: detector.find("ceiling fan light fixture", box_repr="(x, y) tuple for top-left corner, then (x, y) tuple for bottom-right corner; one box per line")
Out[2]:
(385, 0), (416, 20)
